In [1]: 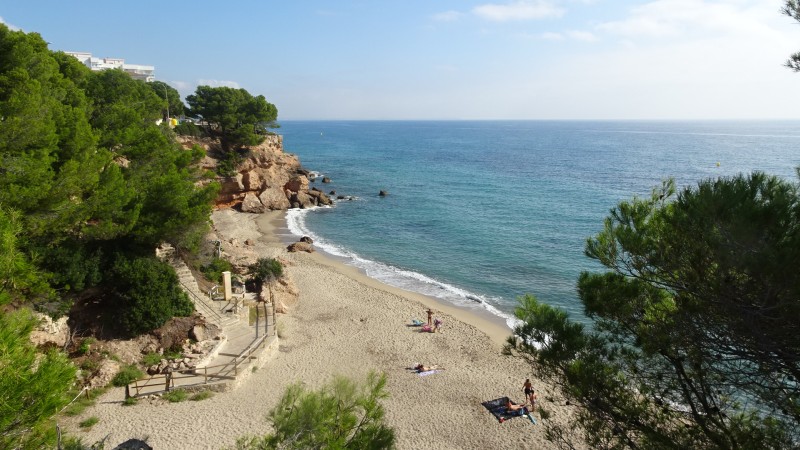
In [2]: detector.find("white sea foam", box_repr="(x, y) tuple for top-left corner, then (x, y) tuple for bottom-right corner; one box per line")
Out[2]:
(285, 206), (518, 330)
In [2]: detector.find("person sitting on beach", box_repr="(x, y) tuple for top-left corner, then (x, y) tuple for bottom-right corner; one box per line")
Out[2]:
(433, 318), (443, 332)
(505, 398), (528, 415)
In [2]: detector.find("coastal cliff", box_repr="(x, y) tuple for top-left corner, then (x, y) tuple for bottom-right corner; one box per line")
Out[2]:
(178, 135), (332, 211)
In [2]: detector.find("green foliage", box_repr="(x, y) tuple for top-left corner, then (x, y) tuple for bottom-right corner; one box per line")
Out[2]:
(201, 257), (233, 283)
(77, 337), (96, 355)
(248, 257), (283, 292)
(141, 352), (162, 367)
(174, 121), (206, 138)
(123, 396), (138, 406)
(0, 309), (76, 449)
(0, 23), (218, 316)
(509, 173), (800, 449)
(110, 256), (194, 336)
(111, 364), (144, 387)
(0, 206), (51, 306)
(216, 149), (246, 177)
(186, 85), (277, 152)
(232, 372), (395, 449)
(61, 388), (106, 417)
(148, 80), (185, 118)
(190, 390), (214, 401)
(79, 416), (99, 429)
(163, 389), (188, 403)
(783, 1), (800, 71)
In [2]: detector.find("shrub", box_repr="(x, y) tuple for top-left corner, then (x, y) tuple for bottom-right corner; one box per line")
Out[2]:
(79, 417), (99, 429)
(201, 257), (233, 283)
(248, 257), (283, 292)
(163, 389), (188, 403)
(190, 390), (213, 401)
(77, 337), (96, 355)
(141, 352), (162, 367)
(110, 256), (194, 336)
(123, 396), (138, 406)
(233, 372), (394, 449)
(111, 364), (143, 387)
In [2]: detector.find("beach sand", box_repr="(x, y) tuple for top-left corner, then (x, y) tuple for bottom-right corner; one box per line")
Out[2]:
(68, 209), (574, 449)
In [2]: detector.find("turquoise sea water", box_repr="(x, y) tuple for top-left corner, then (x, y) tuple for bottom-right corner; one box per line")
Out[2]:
(276, 121), (800, 328)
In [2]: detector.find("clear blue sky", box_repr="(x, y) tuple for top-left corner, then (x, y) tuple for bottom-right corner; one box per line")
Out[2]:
(3, 1), (800, 120)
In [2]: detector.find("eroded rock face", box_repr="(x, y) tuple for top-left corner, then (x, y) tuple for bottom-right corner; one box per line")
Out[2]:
(259, 276), (300, 314)
(29, 313), (70, 348)
(241, 192), (266, 213)
(180, 135), (334, 212)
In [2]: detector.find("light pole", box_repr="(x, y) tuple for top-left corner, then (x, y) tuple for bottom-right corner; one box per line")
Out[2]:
(163, 83), (169, 122)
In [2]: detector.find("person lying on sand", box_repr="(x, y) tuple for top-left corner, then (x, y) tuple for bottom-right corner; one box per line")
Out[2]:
(414, 363), (440, 372)
(505, 398), (528, 415)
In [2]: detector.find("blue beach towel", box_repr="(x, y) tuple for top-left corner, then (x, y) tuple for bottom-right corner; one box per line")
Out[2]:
(482, 397), (529, 422)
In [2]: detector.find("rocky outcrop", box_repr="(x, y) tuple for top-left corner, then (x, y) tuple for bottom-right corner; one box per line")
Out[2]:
(287, 241), (314, 253)
(30, 313), (70, 348)
(180, 135), (334, 212)
(260, 276), (300, 314)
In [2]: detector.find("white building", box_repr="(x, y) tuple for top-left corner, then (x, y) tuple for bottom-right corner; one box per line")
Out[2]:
(65, 51), (155, 82)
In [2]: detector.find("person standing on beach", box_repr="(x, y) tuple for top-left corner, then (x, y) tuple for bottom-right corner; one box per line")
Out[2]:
(426, 308), (433, 326)
(523, 379), (536, 407)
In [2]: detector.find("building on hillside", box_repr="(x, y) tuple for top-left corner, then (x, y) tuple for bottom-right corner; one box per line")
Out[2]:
(65, 51), (155, 82)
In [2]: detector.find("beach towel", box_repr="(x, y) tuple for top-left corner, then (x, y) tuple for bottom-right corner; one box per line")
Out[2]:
(410, 319), (424, 326)
(420, 324), (433, 332)
(417, 369), (443, 377)
(482, 397), (529, 422)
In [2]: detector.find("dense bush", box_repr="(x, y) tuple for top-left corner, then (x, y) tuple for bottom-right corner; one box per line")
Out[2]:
(110, 256), (194, 336)
(174, 121), (205, 137)
(201, 257), (234, 283)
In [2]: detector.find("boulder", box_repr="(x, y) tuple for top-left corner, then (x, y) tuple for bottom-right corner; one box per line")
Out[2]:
(189, 323), (222, 342)
(379, 190), (388, 197)
(240, 192), (266, 213)
(284, 175), (309, 193)
(287, 241), (314, 253)
(293, 191), (313, 208)
(259, 187), (291, 210)
(322, 177), (331, 183)
(88, 359), (121, 389)
(307, 189), (333, 206)
(300, 236), (314, 244)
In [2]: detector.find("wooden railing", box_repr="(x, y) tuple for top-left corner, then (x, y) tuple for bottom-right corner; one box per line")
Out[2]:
(125, 334), (272, 399)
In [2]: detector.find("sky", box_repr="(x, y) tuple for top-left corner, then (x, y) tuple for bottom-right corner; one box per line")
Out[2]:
(2, 0), (800, 120)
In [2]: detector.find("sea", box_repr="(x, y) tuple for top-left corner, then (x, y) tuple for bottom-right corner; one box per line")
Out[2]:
(274, 120), (800, 329)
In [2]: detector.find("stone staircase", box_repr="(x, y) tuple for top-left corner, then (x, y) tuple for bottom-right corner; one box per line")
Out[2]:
(144, 258), (278, 391)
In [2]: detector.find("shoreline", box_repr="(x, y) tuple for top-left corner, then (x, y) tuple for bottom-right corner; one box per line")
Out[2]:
(69, 208), (572, 449)
(257, 210), (515, 346)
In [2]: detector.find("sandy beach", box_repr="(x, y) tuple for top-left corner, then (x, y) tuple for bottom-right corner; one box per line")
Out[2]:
(68, 209), (574, 449)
